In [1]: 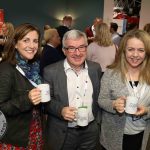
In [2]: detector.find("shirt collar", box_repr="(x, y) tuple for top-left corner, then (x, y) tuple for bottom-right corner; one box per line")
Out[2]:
(91, 25), (95, 31)
(91, 25), (96, 36)
(47, 43), (55, 48)
(64, 59), (88, 72)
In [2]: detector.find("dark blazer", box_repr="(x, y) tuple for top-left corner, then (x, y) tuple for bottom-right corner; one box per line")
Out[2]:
(56, 25), (70, 59)
(0, 62), (38, 147)
(40, 44), (63, 76)
(56, 25), (70, 40)
(43, 60), (102, 150)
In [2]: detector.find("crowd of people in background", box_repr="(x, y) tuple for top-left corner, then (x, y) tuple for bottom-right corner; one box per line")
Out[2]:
(0, 14), (150, 150)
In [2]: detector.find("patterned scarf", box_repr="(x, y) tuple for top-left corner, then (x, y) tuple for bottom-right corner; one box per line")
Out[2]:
(16, 52), (42, 85)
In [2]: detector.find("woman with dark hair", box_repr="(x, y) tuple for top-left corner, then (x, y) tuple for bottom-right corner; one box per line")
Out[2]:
(0, 23), (43, 149)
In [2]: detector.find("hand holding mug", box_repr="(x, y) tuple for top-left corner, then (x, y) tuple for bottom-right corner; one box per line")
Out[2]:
(113, 96), (126, 113)
(28, 88), (41, 105)
(134, 105), (148, 116)
(61, 107), (77, 121)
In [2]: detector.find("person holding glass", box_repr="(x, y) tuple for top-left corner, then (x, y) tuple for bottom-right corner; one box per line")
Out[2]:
(98, 29), (150, 150)
(43, 29), (102, 150)
(0, 23), (43, 149)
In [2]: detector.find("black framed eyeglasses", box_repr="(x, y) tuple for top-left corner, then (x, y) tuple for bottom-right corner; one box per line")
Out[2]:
(64, 45), (87, 53)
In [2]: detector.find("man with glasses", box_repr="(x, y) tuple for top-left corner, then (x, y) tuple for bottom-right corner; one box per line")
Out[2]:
(43, 29), (102, 150)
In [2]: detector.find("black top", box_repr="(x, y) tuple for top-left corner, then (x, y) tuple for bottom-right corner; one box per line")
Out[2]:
(129, 81), (139, 88)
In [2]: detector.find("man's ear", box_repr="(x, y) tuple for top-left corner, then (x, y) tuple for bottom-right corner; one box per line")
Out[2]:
(62, 48), (67, 56)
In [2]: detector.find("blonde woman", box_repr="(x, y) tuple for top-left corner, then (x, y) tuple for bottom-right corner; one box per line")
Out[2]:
(98, 29), (150, 150)
(0, 22), (14, 57)
(87, 23), (117, 74)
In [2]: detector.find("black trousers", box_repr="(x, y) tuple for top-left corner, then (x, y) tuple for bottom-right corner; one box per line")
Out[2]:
(61, 120), (99, 150)
(100, 131), (144, 150)
(123, 131), (144, 150)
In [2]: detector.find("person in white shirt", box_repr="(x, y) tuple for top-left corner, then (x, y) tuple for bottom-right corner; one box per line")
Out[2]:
(43, 29), (102, 150)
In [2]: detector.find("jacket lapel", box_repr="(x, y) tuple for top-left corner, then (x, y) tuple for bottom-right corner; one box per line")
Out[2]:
(57, 61), (69, 106)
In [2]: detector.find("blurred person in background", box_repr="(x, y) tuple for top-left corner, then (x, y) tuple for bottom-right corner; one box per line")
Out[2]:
(40, 28), (62, 76)
(85, 17), (103, 44)
(87, 23), (117, 75)
(44, 24), (51, 31)
(0, 22), (14, 57)
(56, 15), (73, 59)
(143, 23), (150, 35)
(41, 24), (51, 46)
(110, 22), (122, 46)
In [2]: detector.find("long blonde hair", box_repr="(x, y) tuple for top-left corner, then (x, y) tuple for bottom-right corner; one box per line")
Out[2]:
(3, 22), (14, 38)
(108, 29), (150, 85)
(94, 23), (113, 47)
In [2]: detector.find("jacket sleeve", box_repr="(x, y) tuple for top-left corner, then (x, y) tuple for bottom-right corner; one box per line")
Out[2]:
(98, 69), (117, 114)
(0, 63), (33, 116)
(43, 66), (65, 120)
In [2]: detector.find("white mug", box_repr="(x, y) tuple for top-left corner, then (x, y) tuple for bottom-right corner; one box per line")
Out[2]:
(37, 84), (50, 103)
(125, 96), (138, 114)
(77, 106), (88, 126)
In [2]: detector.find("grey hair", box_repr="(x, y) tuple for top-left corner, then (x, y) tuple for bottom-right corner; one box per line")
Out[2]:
(62, 29), (88, 48)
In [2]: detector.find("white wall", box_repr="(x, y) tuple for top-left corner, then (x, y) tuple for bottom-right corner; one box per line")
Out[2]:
(139, 0), (150, 29)
(103, 0), (126, 35)
(103, 0), (114, 24)
(103, 0), (150, 30)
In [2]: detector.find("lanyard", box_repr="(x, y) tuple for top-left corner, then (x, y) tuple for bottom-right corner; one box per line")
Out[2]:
(16, 65), (38, 87)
